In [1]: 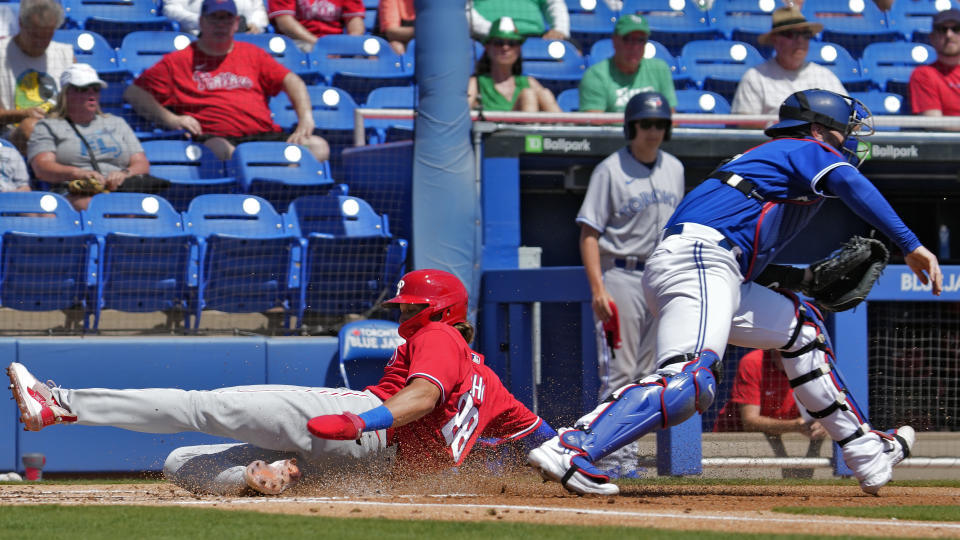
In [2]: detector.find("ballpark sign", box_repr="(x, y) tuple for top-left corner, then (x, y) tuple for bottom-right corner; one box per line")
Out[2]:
(524, 135), (592, 154)
(862, 142), (920, 161)
(346, 326), (405, 350)
(901, 271), (960, 293)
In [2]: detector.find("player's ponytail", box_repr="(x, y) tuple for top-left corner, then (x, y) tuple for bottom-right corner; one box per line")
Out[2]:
(453, 321), (474, 344)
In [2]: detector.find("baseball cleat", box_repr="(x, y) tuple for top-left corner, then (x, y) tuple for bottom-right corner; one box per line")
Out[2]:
(244, 458), (301, 496)
(527, 434), (620, 496)
(7, 362), (77, 431)
(860, 425), (915, 495)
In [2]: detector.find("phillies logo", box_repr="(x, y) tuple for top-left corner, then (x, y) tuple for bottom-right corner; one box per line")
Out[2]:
(394, 279), (405, 296)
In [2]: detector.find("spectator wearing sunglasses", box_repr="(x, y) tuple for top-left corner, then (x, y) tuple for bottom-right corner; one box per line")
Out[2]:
(579, 14), (676, 113)
(909, 9), (960, 118)
(732, 6), (846, 116)
(467, 17), (561, 112)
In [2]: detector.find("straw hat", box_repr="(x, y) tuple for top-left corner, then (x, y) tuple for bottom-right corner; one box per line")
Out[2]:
(757, 6), (823, 45)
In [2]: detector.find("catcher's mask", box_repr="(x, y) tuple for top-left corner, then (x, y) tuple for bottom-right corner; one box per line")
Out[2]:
(764, 89), (874, 168)
(383, 269), (468, 339)
(623, 91), (672, 141)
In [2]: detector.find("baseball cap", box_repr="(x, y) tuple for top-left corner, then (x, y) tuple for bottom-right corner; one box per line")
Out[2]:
(487, 17), (524, 42)
(61, 63), (108, 89)
(933, 8), (960, 28)
(201, 0), (237, 16)
(758, 6), (824, 45)
(614, 14), (650, 37)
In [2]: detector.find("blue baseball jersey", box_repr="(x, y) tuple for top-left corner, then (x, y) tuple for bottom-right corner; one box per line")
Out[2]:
(667, 137), (921, 281)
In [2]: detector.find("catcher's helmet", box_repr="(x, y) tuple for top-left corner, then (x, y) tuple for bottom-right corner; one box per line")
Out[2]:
(764, 89), (874, 167)
(383, 269), (468, 339)
(623, 91), (672, 141)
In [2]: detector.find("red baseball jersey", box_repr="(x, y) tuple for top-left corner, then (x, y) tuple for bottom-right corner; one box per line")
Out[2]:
(713, 349), (798, 432)
(368, 322), (543, 470)
(267, 0), (365, 38)
(133, 42), (288, 137)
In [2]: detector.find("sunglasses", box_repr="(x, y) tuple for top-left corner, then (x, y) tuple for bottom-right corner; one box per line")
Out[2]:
(934, 24), (960, 35)
(637, 119), (670, 130)
(778, 29), (814, 40)
(489, 39), (522, 47)
(69, 84), (101, 93)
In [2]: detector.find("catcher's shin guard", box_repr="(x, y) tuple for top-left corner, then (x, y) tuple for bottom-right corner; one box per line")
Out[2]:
(565, 351), (721, 462)
(778, 295), (872, 445)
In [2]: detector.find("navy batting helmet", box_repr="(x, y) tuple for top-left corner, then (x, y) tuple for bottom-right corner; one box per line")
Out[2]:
(624, 91), (672, 141)
(764, 89), (873, 166)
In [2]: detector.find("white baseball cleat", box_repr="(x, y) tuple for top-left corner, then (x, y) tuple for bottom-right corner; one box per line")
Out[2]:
(244, 458), (301, 496)
(527, 435), (620, 496)
(7, 362), (77, 431)
(860, 425), (915, 495)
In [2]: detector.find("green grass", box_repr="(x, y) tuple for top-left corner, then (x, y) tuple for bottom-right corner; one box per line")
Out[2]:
(0, 506), (927, 540)
(773, 505), (960, 522)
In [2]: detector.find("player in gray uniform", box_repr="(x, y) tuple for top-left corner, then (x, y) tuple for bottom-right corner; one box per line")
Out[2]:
(576, 91), (684, 477)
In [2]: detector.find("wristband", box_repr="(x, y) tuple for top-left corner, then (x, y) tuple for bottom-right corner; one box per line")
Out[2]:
(358, 405), (394, 431)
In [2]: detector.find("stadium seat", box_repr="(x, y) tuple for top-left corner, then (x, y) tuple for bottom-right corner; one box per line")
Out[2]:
(860, 42), (935, 97)
(709, 0), (778, 58)
(567, 0), (620, 52)
(521, 38), (587, 95)
(806, 41), (869, 91)
(286, 194), (408, 324)
(675, 88), (731, 113)
(53, 29), (120, 76)
(850, 90), (904, 131)
(363, 85), (416, 144)
(233, 33), (320, 84)
(800, 0), (901, 58)
(82, 193), (197, 329)
(889, 0), (960, 42)
(141, 141), (237, 211)
(557, 87), (580, 111)
(232, 142), (338, 213)
(270, 85), (358, 178)
(337, 319), (402, 389)
(183, 194), (302, 329)
(116, 31), (196, 79)
(310, 35), (412, 105)
(62, 0), (178, 49)
(0, 192), (98, 331)
(621, 0), (723, 56)
(588, 38), (692, 88)
(677, 39), (764, 103)
(404, 39), (485, 75)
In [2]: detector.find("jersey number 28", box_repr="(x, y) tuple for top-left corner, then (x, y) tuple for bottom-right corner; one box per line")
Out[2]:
(441, 392), (479, 462)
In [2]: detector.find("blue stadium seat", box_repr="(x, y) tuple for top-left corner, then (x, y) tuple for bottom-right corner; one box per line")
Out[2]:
(622, 0), (723, 56)
(521, 38), (587, 95)
(404, 39), (485, 75)
(286, 194), (408, 323)
(310, 35), (412, 105)
(889, 0), (960, 42)
(270, 85), (358, 178)
(806, 41), (869, 91)
(141, 140), (237, 211)
(861, 41), (935, 97)
(850, 90), (904, 131)
(117, 31), (196, 79)
(0, 192), (98, 330)
(800, 0), (901, 58)
(677, 39), (764, 103)
(83, 193), (197, 329)
(62, 0), (178, 49)
(233, 33), (320, 84)
(587, 38), (691, 87)
(675, 88), (731, 113)
(566, 0), (620, 53)
(232, 142), (338, 213)
(53, 29), (120, 76)
(709, 0), (778, 58)
(557, 87), (580, 111)
(183, 194), (302, 328)
(363, 85), (416, 144)
(337, 319), (402, 389)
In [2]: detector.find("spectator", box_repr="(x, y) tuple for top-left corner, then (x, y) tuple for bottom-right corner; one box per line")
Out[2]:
(379, 0), (415, 55)
(268, 0), (364, 53)
(579, 14), (676, 113)
(909, 9), (960, 118)
(0, 142), (29, 192)
(731, 6), (846, 115)
(124, 0), (330, 163)
(0, 0), (74, 154)
(467, 17), (561, 113)
(163, 0), (270, 35)
(28, 64), (152, 210)
(467, 0), (569, 41)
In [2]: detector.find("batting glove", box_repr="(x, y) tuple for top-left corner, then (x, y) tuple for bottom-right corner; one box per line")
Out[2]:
(307, 411), (365, 440)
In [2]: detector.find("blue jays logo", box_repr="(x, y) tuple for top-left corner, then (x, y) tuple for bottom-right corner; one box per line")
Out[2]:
(645, 96), (663, 109)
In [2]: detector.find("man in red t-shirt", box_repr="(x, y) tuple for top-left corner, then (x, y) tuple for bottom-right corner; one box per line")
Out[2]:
(910, 9), (960, 118)
(714, 349), (826, 438)
(123, 0), (330, 162)
(268, 0), (364, 53)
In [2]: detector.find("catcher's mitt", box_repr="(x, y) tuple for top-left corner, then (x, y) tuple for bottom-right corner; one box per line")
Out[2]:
(800, 236), (889, 312)
(67, 177), (109, 197)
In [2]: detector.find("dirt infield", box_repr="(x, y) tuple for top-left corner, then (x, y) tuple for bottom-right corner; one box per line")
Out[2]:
(1, 474), (958, 538)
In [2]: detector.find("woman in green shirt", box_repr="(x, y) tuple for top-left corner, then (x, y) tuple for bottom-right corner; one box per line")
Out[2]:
(467, 17), (561, 112)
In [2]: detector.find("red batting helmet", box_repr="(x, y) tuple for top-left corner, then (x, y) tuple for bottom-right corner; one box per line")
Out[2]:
(383, 269), (468, 339)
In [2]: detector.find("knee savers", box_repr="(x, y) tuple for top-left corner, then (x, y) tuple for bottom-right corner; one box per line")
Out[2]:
(564, 351), (721, 461)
